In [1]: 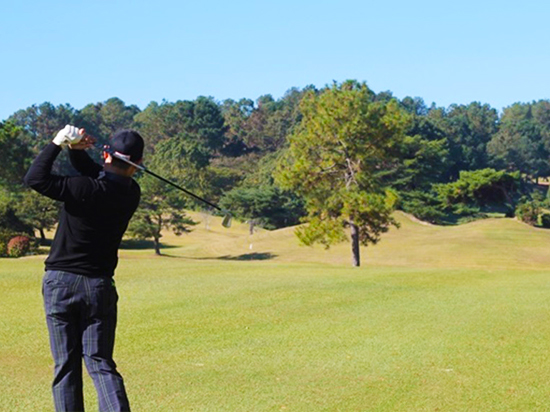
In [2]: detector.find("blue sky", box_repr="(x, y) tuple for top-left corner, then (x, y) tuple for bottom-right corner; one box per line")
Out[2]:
(1, 0), (549, 121)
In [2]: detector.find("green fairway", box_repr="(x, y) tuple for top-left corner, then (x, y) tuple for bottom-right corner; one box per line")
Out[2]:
(2, 214), (550, 411)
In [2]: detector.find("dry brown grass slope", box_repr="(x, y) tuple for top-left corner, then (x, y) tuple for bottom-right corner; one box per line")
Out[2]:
(137, 211), (550, 270)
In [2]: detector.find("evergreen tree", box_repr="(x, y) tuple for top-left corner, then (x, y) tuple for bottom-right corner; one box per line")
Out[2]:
(276, 81), (409, 266)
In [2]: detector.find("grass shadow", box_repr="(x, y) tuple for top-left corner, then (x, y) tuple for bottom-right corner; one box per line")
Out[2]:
(38, 238), (53, 247)
(119, 239), (178, 250)
(160, 252), (278, 261)
(217, 252), (277, 261)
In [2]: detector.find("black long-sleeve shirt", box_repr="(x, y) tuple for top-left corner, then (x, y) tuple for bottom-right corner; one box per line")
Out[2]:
(24, 143), (140, 277)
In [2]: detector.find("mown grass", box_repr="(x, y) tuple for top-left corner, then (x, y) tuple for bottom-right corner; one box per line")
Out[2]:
(2, 213), (550, 411)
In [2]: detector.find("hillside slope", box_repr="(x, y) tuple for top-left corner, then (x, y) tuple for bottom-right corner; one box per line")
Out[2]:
(127, 212), (550, 270)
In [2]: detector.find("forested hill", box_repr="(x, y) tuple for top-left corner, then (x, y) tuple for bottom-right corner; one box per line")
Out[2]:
(1, 81), (550, 257)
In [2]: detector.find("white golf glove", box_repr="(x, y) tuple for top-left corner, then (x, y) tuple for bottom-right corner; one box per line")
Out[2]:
(53, 125), (83, 146)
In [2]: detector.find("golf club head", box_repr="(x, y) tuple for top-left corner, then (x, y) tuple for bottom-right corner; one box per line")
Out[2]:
(222, 213), (232, 228)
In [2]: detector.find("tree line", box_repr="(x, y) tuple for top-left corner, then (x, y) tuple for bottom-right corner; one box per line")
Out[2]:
(1, 81), (549, 263)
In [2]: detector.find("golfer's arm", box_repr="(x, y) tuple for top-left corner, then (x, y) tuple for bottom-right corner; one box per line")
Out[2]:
(24, 143), (88, 202)
(69, 148), (102, 178)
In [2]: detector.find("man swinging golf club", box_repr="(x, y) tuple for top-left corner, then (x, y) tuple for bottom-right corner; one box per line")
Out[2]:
(24, 125), (144, 412)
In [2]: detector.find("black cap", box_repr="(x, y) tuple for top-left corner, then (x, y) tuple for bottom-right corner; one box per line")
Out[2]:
(110, 130), (144, 162)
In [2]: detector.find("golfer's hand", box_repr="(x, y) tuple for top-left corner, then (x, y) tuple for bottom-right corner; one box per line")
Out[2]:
(69, 131), (96, 150)
(53, 125), (84, 147)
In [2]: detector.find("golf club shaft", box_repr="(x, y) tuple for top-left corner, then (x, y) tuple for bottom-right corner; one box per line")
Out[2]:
(136, 164), (224, 212)
(91, 143), (225, 213)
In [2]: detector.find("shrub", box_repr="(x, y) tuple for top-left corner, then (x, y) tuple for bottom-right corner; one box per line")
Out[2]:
(399, 191), (447, 224)
(0, 229), (14, 257)
(401, 199), (446, 224)
(515, 201), (540, 226)
(435, 168), (520, 207)
(541, 213), (550, 229)
(7, 235), (31, 258)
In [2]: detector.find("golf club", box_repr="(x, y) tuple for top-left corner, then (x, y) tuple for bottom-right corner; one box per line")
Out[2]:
(87, 140), (232, 228)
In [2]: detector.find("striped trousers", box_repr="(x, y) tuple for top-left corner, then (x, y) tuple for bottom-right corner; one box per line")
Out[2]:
(43, 270), (130, 412)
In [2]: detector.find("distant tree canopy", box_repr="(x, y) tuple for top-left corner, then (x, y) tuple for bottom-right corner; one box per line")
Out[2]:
(488, 101), (550, 179)
(78, 97), (140, 145)
(134, 96), (227, 158)
(428, 102), (498, 179)
(8, 102), (76, 152)
(3, 82), (550, 259)
(0, 122), (32, 187)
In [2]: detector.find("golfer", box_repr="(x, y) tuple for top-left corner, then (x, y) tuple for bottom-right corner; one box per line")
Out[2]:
(24, 125), (144, 412)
